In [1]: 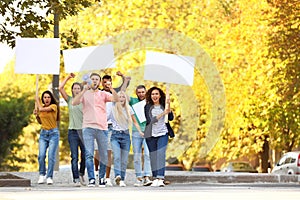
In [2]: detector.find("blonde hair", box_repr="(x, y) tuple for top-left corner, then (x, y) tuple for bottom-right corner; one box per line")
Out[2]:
(112, 91), (132, 129)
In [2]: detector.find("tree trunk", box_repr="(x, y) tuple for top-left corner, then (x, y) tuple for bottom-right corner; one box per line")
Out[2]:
(260, 136), (269, 173)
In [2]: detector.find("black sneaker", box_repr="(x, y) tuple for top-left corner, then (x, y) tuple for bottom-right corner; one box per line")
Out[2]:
(88, 179), (96, 187)
(99, 178), (106, 188)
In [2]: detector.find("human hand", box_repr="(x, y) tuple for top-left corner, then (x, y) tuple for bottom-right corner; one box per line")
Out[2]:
(33, 108), (38, 116)
(69, 73), (75, 79)
(116, 71), (124, 77)
(82, 83), (90, 91)
(164, 107), (171, 114)
(139, 131), (144, 137)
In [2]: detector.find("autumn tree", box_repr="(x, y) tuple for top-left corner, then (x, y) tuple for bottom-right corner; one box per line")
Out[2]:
(265, 0), (300, 152)
(0, 0), (101, 48)
(0, 0), (101, 170)
(58, 0), (275, 170)
(2, 0), (299, 172)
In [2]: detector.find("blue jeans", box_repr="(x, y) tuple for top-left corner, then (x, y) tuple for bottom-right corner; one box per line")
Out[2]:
(111, 130), (131, 181)
(82, 128), (108, 181)
(38, 128), (59, 178)
(68, 129), (85, 181)
(132, 131), (151, 178)
(146, 134), (168, 179)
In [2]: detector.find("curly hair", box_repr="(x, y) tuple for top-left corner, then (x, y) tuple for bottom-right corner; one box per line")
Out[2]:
(145, 86), (166, 106)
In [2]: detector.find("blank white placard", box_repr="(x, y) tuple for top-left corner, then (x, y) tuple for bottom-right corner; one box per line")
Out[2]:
(132, 100), (146, 123)
(15, 38), (60, 74)
(63, 46), (97, 72)
(144, 51), (195, 86)
(63, 44), (116, 72)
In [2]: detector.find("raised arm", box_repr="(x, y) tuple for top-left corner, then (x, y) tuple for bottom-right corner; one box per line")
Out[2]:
(59, 73), (75, 101)
(114, 71), (130, 92)
(106, 81), (119, 102)
(120, 76), (131, 92)
(33, 104), (42, 124)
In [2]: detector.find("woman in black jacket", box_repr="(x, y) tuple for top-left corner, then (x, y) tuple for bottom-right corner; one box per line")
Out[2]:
(144, 86), (174, 187)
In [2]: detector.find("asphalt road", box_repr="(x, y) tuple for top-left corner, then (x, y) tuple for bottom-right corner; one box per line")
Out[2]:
(1, 183), (300, 200)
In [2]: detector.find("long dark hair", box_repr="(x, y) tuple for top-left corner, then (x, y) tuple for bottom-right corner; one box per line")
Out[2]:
(145, 86), (166, 106)
(41, 90), (60, 121)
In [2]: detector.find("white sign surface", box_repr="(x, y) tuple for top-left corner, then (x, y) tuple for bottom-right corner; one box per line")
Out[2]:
(144, 51), (195, 86)
(15, 38), (60, 74)
(132, 100), (146, 123)
(63, 44), (116, 72)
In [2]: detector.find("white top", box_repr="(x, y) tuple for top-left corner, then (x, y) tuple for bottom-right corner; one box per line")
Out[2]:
(109, 105), (134, 131)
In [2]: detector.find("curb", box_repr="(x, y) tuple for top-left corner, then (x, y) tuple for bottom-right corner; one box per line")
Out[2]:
(165, 171), (300, 184)
(5, 170), (300, 187)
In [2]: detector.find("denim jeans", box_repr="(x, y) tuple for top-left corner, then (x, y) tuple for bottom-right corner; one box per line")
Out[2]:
(111, 130), (131, 181)
(82, 128), (108, 181)
(146, 134), (168, 179)
(132, 131), (151, 178)
(68, 129), (85, 181)
(107, 124), (113, 150)
(38, 128), (59, 178)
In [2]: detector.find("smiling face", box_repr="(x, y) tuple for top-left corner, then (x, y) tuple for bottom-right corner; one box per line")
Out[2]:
(151, 89), (161, 105)
(118, 92), (127, 106)
(43, 93), (52, 106)
(136, 88), (146, 101)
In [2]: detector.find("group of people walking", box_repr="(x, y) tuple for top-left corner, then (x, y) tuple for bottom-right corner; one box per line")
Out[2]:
(33, 72), (174, 187)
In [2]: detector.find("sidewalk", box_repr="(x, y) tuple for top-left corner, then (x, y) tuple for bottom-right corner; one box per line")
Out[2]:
(5, 168), (300, 187)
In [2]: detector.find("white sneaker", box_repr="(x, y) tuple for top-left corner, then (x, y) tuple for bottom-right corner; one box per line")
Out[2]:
(151, 179), (159, 187)
(143, 177), (152, 186)
(119, 180), (126, 187)
(46, 177), (53, 185)
(134, 179), (143, 187)
(105, 178), (113, 187)
(73, 179), (81, 187)
(79, 175), (86, 186)
(114, 175), (121, 186)
(158, 179), (165, 187)
(37, 175), (46, 184)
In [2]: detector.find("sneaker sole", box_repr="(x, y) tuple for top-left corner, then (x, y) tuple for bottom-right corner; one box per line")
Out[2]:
(87, 185), (95, 187)
(143, 182), (152, 186)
